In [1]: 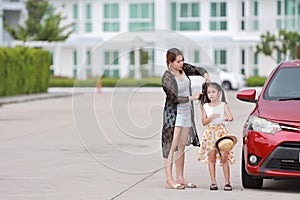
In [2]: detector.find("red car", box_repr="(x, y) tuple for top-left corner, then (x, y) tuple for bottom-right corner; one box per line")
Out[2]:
(237, 60), (300, 189)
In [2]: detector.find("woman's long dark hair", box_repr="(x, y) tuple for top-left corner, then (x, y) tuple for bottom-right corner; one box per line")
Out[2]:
(200, 82), (227, 105)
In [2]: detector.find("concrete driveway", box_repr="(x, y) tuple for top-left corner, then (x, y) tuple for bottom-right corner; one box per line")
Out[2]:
(0, 89), (299, 199)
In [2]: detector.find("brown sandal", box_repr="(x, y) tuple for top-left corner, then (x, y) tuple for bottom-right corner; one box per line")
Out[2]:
(224, 184), (232, 191)
(209, 184), (218, 190)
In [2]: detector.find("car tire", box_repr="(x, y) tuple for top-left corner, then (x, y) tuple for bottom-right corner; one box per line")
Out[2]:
(222, 81), (232, 90)
(241, 150), (263, 189)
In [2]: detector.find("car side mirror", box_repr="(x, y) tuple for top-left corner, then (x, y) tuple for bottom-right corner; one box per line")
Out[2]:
(236, 89), (257, 103)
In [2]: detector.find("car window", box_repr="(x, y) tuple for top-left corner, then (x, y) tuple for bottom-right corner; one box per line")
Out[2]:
(264, 67), (300, 100)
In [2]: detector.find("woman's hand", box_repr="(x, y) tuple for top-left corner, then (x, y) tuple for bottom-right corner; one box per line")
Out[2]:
(203, 73), (210, 83)
(189, 92), (202, 101)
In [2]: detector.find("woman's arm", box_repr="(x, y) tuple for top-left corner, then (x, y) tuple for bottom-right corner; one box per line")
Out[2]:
(183, 63), (210, 82)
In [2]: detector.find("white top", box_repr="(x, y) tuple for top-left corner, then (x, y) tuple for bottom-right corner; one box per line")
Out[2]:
(175, 74), (191, 115)
(203, 102), (225, 124)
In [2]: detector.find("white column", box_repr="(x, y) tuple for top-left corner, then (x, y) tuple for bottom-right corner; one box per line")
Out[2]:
(77, 45), (87, 80)
(54, 45), (62, 76)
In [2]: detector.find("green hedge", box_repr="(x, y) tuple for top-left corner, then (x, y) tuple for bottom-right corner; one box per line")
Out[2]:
(0, 47), (51, 96)
(49, 77), (162, 87)
(246, 76), (267, 87)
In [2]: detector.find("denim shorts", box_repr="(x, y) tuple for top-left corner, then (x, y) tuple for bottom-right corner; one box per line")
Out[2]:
(175, 113), (192, 127)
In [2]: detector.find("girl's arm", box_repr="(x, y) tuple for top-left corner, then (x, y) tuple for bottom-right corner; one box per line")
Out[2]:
(224, 103), (233, 121)
(202, 106), (220, 126)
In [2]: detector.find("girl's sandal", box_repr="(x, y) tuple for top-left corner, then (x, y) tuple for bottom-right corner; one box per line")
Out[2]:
(209, 184), (218, 190)
(224, 184), (232, 191)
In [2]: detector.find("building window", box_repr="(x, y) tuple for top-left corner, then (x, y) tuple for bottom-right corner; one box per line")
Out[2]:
(252, 0), (259, 30)
(210, 2), (227, 31)
(103, 3), (120, 32)
(276, 0), (300, 30)
(104, 51), (119, 78)
(73, 3), (78, 32)
(194, 50), (200, 63)
(73, 50), (77, 66)
(214, 49), (227, 65)
(129, 3), (155, 31)
(104, 51), (119, 65)
(241, 1), (245, 30)
(85, 4), (92, 32)
(87, 50), (91, 66)
(171, 2), (201, 31)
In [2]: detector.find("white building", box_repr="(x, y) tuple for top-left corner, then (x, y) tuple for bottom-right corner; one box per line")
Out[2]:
(1, 0), (300, 80)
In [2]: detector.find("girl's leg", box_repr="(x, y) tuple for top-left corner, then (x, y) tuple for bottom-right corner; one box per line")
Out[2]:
(221, 152), (231, 185)
(174, 127), (191, 185)
(164, 126), (183, 187)
(208, 150), (217, 185)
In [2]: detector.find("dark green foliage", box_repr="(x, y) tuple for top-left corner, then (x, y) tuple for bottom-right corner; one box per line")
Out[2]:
(246, 76), (267, 87)
(4, 0), (73, 42)
(256, 30), (300, 61)
(0, 47), (51, 96)
(49, 77), (162, 87)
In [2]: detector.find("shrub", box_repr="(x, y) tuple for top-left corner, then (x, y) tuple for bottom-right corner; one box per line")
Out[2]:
(246, 76), (267, 87)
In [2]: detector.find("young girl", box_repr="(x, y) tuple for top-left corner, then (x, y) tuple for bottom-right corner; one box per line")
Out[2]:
(197, 82), (235, 191)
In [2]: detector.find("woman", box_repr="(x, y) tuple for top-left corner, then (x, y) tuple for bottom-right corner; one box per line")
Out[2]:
(162, 48), (210, 189)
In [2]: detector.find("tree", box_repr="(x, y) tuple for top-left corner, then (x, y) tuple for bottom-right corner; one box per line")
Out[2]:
(255, 30), (300, 61)
(4, 0), (73, 42)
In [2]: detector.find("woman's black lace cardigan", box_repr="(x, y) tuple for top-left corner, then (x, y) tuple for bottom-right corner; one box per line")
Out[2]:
(161, 63), (207, 158)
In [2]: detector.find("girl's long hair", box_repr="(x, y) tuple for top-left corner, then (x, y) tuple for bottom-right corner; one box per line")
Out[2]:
(200, 82), (227, 105)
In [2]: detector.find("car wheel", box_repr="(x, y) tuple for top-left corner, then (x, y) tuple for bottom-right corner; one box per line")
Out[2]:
(222, 81), (232, 90)
(241, 150), (263, 189)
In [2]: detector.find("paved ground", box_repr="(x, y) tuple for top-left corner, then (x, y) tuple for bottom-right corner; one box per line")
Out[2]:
(0, 88), (300, 200)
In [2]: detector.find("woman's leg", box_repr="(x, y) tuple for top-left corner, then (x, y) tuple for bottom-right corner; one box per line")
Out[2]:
(164, 126), (182, 187)
(174, 127), (190, 184)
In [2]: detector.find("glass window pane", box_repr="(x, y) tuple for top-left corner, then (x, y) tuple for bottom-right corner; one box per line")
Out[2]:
(220, 50), (226, 64)
(113, 69), (119, 78)
(85, 22), (92, 32)
(254, 1), (258, 16)
(194, 50), (200, 63)
(130, 4), (138, 18)
(73, 51), (77, 65)
(180, 3), (188, 17)
(104, 5), (109, 18)
(180, 22), (200, 30)
(112, 4), (119, 18)
(277, 1), (282, 15)
(112, 22), (119, 31)
(113, 52), (119, 65)
(220, 21), (227, 30)
(86, 4), (91, 19)
(103, 23), (109, 31)
(141, 4), (149, 18)
(171, 2), (177, 30)
(285, 0), (295, 15)
(214, 50), (218, 64)
(210, 21), (217, 30)
(220, 2), (227, 17)
(105, 52), (110, 64)
(192, 3), (199, 17)
(211, 3), (217, 17)
(73, 4), (78, 19)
